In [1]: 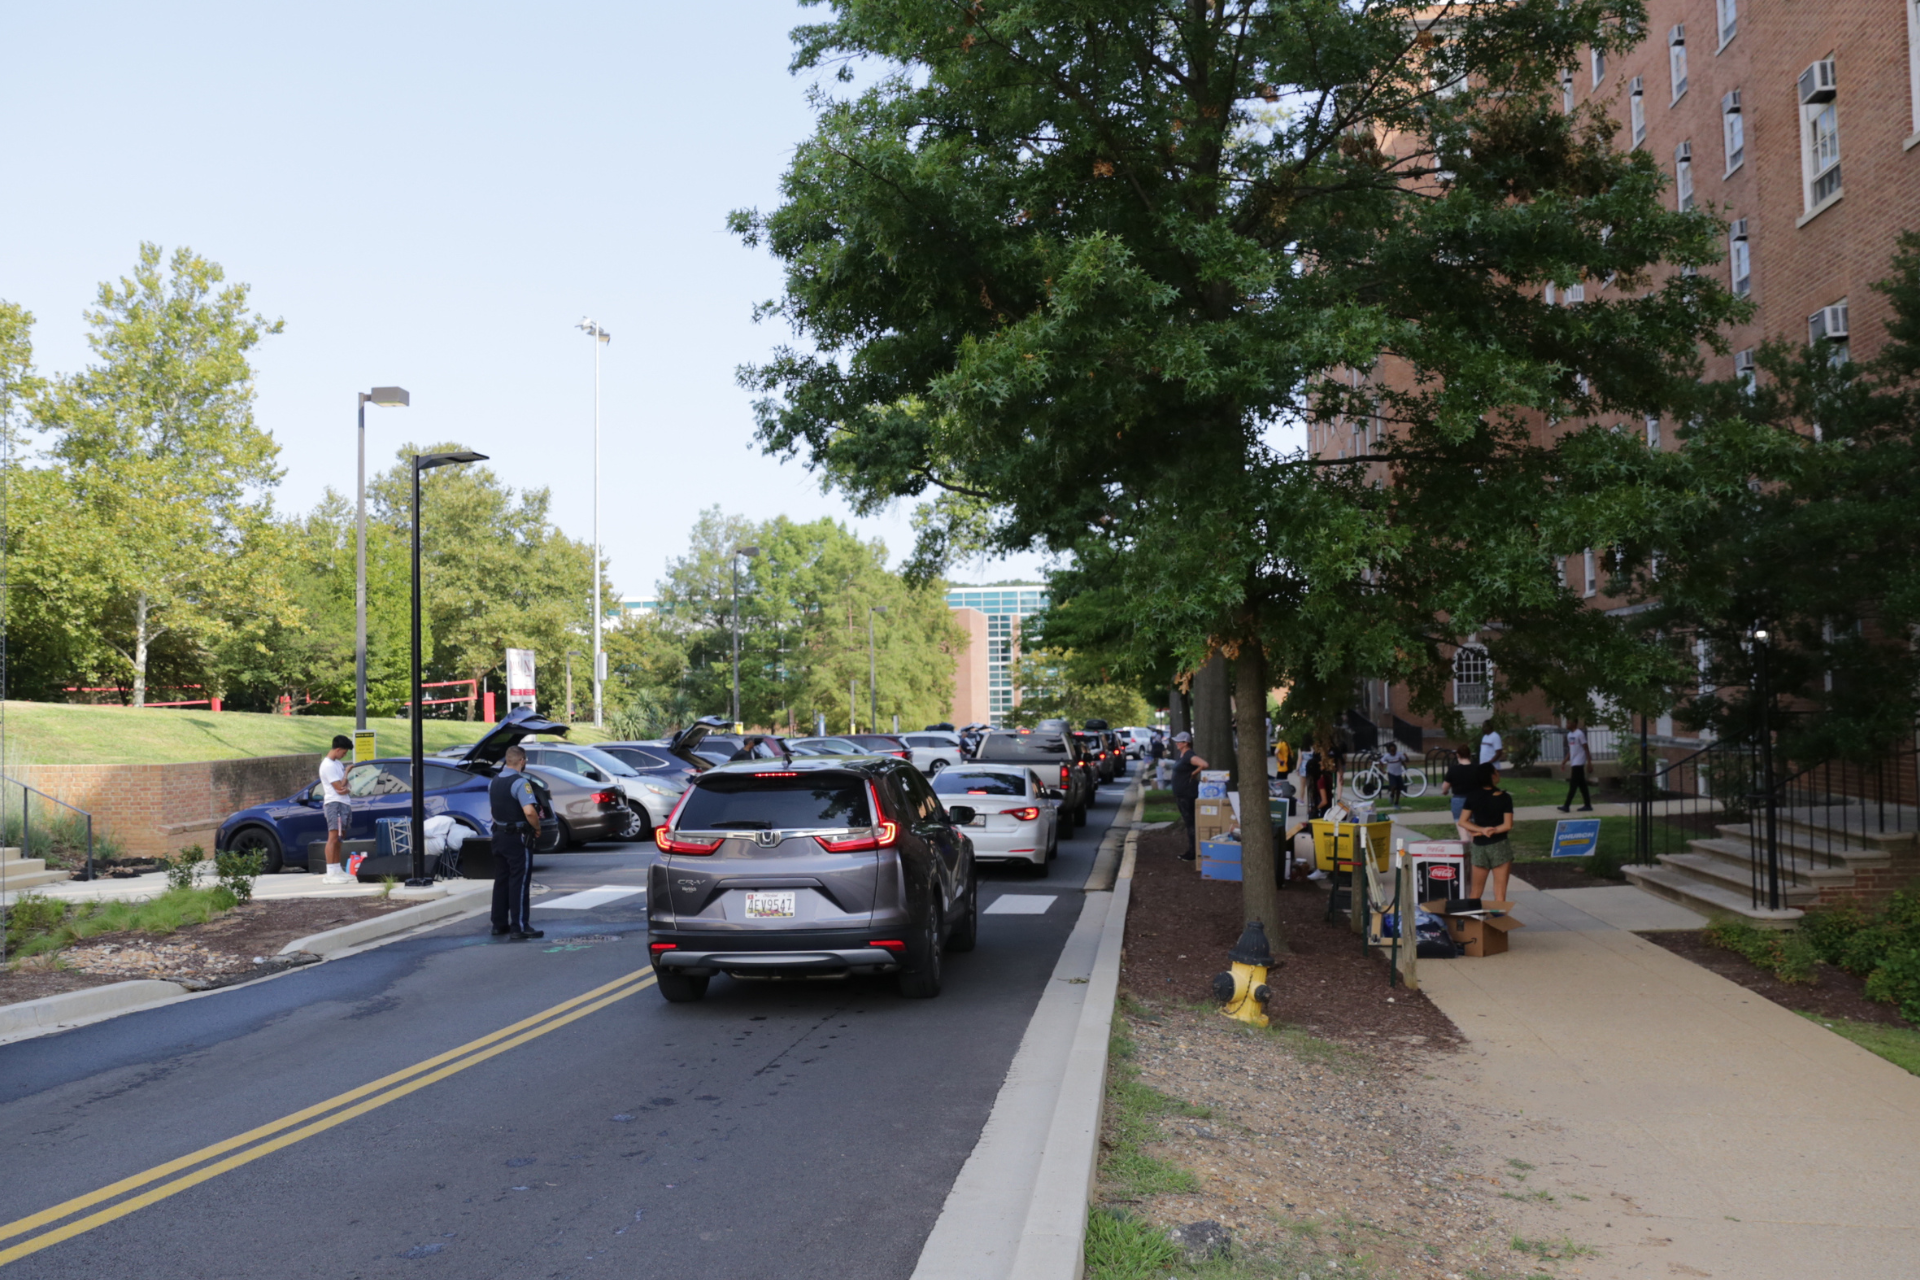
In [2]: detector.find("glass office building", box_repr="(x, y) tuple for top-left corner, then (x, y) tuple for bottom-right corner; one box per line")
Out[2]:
(944, 583), (1047, 726)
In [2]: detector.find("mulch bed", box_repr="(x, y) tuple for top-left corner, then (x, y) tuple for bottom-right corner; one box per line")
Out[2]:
(1124, 826), (1462, 1052)
(1638, 929), (1911, 1028)
(2, 895), (405, 1009)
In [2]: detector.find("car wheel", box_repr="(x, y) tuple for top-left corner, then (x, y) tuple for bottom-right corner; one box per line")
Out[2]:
(929, 758), (951, 775)
(231, 826), (283, 875)
(896, 899), (944, 998)
(622, 803), (652, 843)
(656, 970), (709, 1003)
(946, 874), (978, 953)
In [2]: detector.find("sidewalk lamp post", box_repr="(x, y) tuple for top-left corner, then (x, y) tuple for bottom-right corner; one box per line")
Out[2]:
(355, 386), (409, 728)
(730, 545), (759, 724)
(868, 605), (887, 734)
(576, 319), (610, 728)
(409, 449), (488, 886)
(1753, 627), (1779, 911)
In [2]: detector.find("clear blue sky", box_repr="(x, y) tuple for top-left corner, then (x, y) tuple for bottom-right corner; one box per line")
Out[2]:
(0, 0), (1044, 597)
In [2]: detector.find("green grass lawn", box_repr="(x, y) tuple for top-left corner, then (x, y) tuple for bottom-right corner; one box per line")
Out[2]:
(1, 700), (611, 766)
(1799, 1013), (1920, 1077)
(1388, 774), (1575, 813)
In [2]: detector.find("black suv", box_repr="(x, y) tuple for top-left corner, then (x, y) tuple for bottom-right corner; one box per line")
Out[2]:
(971, 728), (1093, 829)
(647, 742), (978, 1004)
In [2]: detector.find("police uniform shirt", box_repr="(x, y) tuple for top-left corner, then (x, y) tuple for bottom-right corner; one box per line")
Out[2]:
(495, 768), (538, 823)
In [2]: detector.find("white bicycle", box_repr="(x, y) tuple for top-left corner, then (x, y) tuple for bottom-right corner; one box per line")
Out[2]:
(1348, 751), (1429, 802)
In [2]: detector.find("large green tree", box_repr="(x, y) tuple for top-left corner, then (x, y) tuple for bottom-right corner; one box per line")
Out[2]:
(735, 0), (1743, 941)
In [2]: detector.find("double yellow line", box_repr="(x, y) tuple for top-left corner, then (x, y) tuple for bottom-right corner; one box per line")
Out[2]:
(0, 966), (658, 1267)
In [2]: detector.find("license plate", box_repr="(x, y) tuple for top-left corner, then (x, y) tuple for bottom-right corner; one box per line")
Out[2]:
(744, 891), (796, 919)
(967, 815), (986, 827)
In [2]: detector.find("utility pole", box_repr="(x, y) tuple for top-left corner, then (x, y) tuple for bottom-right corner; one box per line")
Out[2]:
(576, 320), (610, 727)
(868, 605), (887, 736)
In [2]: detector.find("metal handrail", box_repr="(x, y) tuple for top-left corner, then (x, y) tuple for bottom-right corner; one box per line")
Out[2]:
(2, 775), (95, 882)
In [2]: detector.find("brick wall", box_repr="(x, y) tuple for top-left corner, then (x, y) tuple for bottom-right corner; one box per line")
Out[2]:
(14, 755), (322, 859)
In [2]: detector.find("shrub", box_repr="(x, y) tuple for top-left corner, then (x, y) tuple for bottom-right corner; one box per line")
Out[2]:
(214, 849), (266, 904)
(1801, 900), (1870, 965)
(1704, 916), (1818, 984)
(5, 893), (71, 954)
(1863, 946), (1920, 1025)
(160, 845), (206, 892)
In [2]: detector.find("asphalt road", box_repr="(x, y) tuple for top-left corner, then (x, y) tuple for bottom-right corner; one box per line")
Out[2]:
(0, 766), (1140, 1280)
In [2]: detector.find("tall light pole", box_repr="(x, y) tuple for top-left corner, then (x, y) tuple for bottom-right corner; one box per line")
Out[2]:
(730, 545), (760, 725)
(355, 386), (409, 729)
(576, 319), (610, 727)
(565, 649), (583, 723)
(409, 449), (488, 885)
(868, 605), (888, 734)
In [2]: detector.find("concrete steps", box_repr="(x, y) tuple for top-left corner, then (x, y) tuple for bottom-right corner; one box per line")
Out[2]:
(1656, 851), (1820, 906)
(0, 846), (70, 892)
(1709, 823), (1888, 867)
(1624, 862), (1804, 928)
(1687, 837), (1863, 890)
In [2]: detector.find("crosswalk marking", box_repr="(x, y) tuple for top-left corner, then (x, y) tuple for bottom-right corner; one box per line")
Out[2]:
(984, 895), (1056, 915)
(532, 886), (647, 911)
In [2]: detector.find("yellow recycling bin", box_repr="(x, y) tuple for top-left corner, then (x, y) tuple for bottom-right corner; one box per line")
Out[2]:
(1311, 818), (1393, 874)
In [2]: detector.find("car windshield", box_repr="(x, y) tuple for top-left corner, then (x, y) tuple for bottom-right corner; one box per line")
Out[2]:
(570, 745), (639, 776)
(675, 773), (873, 830)
(932, 771), (1024, 797)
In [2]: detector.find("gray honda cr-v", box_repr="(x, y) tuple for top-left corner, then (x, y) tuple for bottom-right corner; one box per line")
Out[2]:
(647, 730), (979, 1004)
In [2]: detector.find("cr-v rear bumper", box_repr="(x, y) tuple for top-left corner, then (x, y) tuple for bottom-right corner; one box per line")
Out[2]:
(648, 927), (903, 976)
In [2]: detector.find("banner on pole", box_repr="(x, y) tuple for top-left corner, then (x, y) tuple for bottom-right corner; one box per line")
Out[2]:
(505, 648), (538, 709)
(352, 730), (378, 763)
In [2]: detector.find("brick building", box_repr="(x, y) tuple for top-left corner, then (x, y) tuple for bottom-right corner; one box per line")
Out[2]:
(1323, 2), (1920, 760)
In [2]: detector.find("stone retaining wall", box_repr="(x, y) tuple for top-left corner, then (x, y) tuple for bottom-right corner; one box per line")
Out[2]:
(14, 755), (320, 859)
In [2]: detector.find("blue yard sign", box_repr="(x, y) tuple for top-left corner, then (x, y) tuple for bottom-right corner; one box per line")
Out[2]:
(1552, 818), (1603, 858)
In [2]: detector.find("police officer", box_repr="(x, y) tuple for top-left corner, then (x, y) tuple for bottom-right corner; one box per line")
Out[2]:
(489, 745), (545, 941)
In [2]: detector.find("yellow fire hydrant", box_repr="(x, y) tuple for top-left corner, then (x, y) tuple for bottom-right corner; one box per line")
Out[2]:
(1211, 921), (1278, 1028)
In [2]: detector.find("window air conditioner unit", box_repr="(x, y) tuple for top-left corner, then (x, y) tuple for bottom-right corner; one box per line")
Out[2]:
(1675, 140), (1692, 162)
(1722, 88), (1740, 114)
(1798, 60), (1837, 104)
(1729, 218), (1748, 241)
(1629, 75), (1644, 96)
(1669, 24), (1685, 45)
(1808, 303), (1849, 343)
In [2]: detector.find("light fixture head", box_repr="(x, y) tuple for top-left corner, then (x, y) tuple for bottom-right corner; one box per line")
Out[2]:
(735, 545), (760, 558)
(417, 450), (488, 471)
(872, 605), (888, 614)
(368, 386), (410, 408)
(1754, 628), (1770, 643)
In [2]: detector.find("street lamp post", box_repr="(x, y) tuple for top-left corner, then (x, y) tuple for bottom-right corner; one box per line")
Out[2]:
(565, 649), (583, 723)
(730, 546), (760, 725)
(409, 449), (488, 885)
(576, 320), (610, 728)
(1753, 627), (1779, 911)
(868, 605), (888, 734)
(355, 386), (409, 729)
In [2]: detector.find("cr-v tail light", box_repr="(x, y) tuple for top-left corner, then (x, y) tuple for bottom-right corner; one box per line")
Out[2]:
(817, 821), (898, 853)
(656, 829), (723, 854)
(1001, 807), (1040, 821)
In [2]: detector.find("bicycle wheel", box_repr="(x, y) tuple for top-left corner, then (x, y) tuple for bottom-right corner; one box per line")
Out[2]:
(1401, 770), (1429, 798)
(1350, 768), (1383, 801)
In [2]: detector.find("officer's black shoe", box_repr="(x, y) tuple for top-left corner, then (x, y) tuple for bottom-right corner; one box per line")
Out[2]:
(511, 928), (545, 941)
(491, 925), (513, 936)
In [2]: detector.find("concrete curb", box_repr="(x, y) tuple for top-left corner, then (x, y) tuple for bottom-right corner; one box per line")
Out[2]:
(1082, 774), (1145, 892)
(0, 980), (188, 1038)
(277, 883), (490, 958)
(911, 784), (1137, 1280)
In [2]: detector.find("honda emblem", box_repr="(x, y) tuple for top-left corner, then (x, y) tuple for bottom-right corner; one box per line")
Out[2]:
(755, 830), (780, 848)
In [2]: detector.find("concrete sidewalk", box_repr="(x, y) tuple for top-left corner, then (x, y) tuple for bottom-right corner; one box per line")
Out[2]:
(0, 867), (455, 908)
(1421, 886), (1920, 1278)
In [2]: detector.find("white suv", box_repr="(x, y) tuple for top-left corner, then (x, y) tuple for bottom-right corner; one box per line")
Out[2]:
(899, 731), (965, 775)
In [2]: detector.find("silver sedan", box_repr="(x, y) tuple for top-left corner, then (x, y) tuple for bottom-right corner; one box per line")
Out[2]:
(931, 763), (1061, 875)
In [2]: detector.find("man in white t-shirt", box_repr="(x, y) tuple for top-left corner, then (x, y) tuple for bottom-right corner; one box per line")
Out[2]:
(1478, 727), (1504, 766)
(318, 735), (354, 883)
(1557, 720), (1594, 812)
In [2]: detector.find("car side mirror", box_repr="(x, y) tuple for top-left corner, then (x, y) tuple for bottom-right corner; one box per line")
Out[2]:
(946, 805), (976, 825)
(1044, 787), (1064, 801)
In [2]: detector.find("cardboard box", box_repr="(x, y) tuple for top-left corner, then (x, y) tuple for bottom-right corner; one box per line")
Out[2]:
(1198, 838), (1242, 882)
(1195, 800), (1235, 840)
(1422, 898), (1524, 957)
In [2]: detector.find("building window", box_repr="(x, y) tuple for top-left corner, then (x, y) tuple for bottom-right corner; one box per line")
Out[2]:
(1452, 647), (1491, 709)
(1717, 0), (1738, 48)
(1646, 414), (1661, 449)
(1593, 47), (1606, 87)
(1729, 219), (1751, 295)
(1562, 68), (1575, 113)
(1584, 548), (1598, 597)
(1734, 348), (1756, 393)
(1722, 90), (1744, 172)
(1669, 26), (1689, 101)
(1675, 141), (1694, 210)
(1798, 59), (1841, 210)
(1629, 77), (1646, 146)
(1809, 300), (1850, 365)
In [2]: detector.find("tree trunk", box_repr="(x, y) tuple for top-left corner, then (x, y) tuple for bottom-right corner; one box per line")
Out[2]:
(1168, 684), (1190, 738)
(1192, 653), (1234, 787)
(132, 591), (150, 709)
(1234, 644), (1283, 948)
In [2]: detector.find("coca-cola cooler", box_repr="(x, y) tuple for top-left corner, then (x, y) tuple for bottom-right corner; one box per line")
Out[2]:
(1404, 840), (1468, 904)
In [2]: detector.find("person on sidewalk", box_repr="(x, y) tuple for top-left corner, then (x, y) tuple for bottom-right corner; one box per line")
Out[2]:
(1478, 725), (1505, 767)
(1557, 720), (1594, 813)
(1462, 763), (1517, 900)
(318, 736), (354, 884)
(1441, 744), (1477, 843)
(1169, 731), (1207, 862)
(488, 745), (545, 941)
(1380, 739), (1408, 807)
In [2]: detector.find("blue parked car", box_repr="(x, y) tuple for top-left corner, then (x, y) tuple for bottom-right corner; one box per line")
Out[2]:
(213, 708), (577, 873)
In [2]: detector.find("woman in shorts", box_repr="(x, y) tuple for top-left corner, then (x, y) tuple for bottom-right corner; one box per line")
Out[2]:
(1461, 763), (1517, 900)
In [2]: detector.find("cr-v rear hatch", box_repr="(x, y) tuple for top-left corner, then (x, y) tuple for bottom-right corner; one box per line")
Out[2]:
(653, 767), (884, 931)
